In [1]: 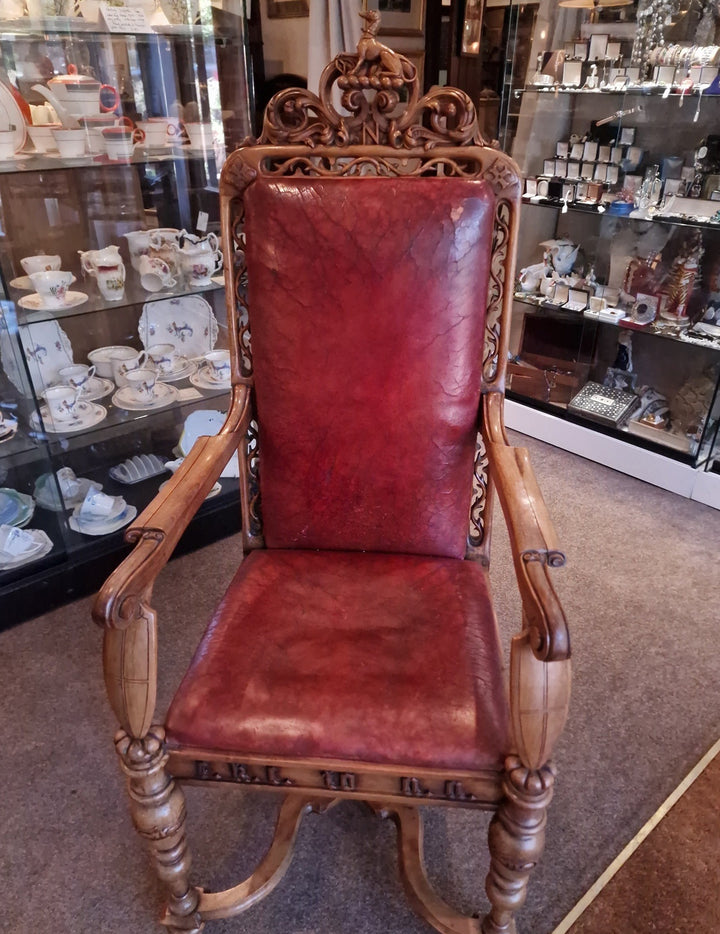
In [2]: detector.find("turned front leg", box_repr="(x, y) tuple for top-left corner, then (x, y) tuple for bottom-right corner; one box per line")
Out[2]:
(115, 726), (204, 932)
(482, 757), (555, 934)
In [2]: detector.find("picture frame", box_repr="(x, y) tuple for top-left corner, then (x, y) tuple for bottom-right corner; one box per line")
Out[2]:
(369, 0), (426, 37)
(588, 34), (608, 62)
(460, 0), (483, 53)
(266, 0), (308, 18)
(606, 41), (622, 61)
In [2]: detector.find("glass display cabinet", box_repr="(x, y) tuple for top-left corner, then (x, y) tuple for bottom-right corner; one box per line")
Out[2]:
(0, 2), (254, 626)
(498, 0), (720, 493)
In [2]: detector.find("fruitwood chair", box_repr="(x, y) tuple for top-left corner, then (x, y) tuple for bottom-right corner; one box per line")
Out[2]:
(93, 15), (571, 934)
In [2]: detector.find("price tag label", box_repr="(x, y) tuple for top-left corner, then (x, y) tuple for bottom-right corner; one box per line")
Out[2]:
(196, 210), (209, 233)
(100, 2), (152, 33)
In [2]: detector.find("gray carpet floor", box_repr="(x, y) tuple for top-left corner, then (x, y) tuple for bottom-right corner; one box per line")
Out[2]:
(2, 432), (719, 934)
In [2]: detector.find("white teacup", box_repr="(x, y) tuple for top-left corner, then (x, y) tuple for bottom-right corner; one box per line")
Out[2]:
(79, 487), (117, 519)
(147, 343), (180, 375)
(202, 349), (230, 383)
(136, 118), (179, 148)
(184, 121), (213, 151)
(102, 126), (143, 161)
(52, 128), (87, 159)
(21, 254), (61, 275)
(29, 270), (74, 308)
(43, 384), (81, 423)
(125, 367), (157, 403)
(27, 124), (61, 153)
(0, 524), (36, 557)
(138, 254), (176, 292)
(109, 347), (148, 388)
(58, 364), (96, 394)
(0, 130), (16, 160)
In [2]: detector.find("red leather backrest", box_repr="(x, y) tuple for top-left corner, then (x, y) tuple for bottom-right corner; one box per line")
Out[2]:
(244, 175), (495, 558)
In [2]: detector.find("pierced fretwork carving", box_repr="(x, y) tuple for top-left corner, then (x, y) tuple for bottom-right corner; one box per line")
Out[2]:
(259, 10), (484, 151)
(468, 432), (489, 550)
(483, 198), (512, 385)
(245, 417), (263, 541)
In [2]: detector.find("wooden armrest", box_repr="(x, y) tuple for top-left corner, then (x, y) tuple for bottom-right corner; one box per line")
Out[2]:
(92, 384), (250, 632)
(484, 392), (570, 662)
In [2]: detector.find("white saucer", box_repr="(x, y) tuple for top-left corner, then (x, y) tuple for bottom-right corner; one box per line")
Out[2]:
(79, 376), (115, 401)
(0, 416), (18, 443)
(0, 153), (33, 163)
(112, 381), (179, 411)
(69, 504), (137, 536)
(189, 370), (230, 391)
(9, 275), (33, 290)
(159, 478), (222, 499)
(18, 290), (88, 312)
(156, 357), (197, 382)
(73, 494), (127, 525)
(0, 529), (53, 569)
(31, 401), (107, 433)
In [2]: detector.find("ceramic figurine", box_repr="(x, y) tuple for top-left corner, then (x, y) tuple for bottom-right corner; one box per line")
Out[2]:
(540, 238), (580, 276)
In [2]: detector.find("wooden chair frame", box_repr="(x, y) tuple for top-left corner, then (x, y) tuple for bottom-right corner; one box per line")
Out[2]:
(93, 14), (571, 934)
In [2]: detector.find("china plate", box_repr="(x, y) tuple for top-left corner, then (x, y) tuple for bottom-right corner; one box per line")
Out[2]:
(2, 318), (74, 397)
(0, 415), (18, 443)
(78, 376), (115, 401)
(69, 504), (137, 537)
(0, 81), (28, 153)
(31, 401), (107, 434)
(18, 290), (88, 312)
(156, 356), (197, 382)
(159, 477), (222, 499)
(177, 409), (238, 477)
(189, 369), (230, 391)
(138, 295), (218, 358)
(8, 276), (33, 290)
(0, 529), (53, 570)
(112, 381), (178, 411)
(0, 488), (35, 528)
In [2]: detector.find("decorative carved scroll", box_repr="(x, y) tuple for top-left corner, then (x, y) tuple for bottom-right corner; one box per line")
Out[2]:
(483, 198), (512, 384)
(468, 431), (489, 550)
(245, 417), (263, 541)
(259, 9), (484, 151)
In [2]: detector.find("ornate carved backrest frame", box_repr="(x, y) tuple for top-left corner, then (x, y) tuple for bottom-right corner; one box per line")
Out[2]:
(219, 13), (521, 562)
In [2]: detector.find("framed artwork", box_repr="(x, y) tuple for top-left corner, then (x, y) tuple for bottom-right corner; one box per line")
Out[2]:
(461, 0), (484, 55)
(266, 0), (308, 18)
(369, 0), (426, 37)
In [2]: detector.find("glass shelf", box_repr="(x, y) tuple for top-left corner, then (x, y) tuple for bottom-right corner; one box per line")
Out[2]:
(518, 85), (720, 99)
(521, 196), (720, 233)
(0, 146), (218, 178)
(12, 278), (224, 326)
(0, 19), (234, 39)
(513, 293), (720, 354)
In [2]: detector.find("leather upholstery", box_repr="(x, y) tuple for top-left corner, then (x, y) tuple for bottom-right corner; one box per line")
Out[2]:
(244, 176), (495, 558)
(165, 549), (510, 771)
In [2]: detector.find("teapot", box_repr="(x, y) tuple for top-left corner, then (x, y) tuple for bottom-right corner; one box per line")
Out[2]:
(540, 238), (580, 277)
(33, 66), (120, 123)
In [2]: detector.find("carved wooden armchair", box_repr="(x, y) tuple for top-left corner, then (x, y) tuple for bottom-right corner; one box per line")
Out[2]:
(93, 17), (571, 934)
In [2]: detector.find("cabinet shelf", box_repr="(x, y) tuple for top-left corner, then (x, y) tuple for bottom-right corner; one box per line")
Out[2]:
(513, 293), (720, 354)
(13, 278), (224, 326)
(0, 147), (218, 178)
(521, 196), (720, 234)
(518, 85), (720, 99)
(0, 18), (239, 40)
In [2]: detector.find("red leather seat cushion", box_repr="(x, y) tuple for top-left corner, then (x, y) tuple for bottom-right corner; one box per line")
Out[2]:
(244, 176), (495, 558)
(165, 550), (510, 772)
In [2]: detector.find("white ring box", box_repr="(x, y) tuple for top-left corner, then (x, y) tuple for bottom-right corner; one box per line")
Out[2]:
(598, 145), (611, 163)
(556, 142), (569, 158)
(565, 288), (589, 312)
(555, 160), (568, 178)
(581, 162), (595, 180)
(525, 178), (538, 197)
(567, 161), (581, 179)
(570, 142), (584, 161)
(594, 164), (607, 182)
(610, 146), (623, 164)
(545, 283), (569, 308)
(583, 141), (599, 161)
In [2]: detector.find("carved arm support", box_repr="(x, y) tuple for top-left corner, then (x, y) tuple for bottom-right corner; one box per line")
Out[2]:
(482, 392), (571, 769)
(483, 391), (569, 663)
(92, 384), (251, 738)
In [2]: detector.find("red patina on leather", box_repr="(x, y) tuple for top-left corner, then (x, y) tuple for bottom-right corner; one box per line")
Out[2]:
(165, 550), (510, 770)
(243, 176), (495, 558)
